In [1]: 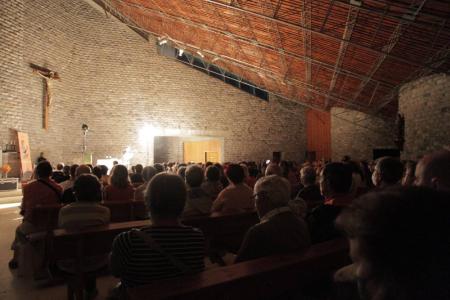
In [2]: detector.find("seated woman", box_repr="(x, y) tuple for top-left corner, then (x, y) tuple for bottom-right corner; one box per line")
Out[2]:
(335, 186), (450, 300)
(211, 164), (254, 215)
(103, 165), (135, 201)
(110, 173), (205, 289)
(183, 165), (213, 218)
(58, 174), (110, 298)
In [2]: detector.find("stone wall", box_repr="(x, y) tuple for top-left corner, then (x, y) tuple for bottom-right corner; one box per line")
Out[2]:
(331, 107), (396, 161)
(1, 0), (307, 167)
(399, 73), (450, 159)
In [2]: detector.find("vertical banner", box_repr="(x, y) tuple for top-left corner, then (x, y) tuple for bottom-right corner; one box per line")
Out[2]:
(17, 132), (33, 180)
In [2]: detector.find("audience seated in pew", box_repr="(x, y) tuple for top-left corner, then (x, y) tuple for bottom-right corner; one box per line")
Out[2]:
(201, 165), (223, 200)
(58, 174), (111, 299)
(334, 186), (450, 300)
(61, 164), (92, 204)
(265, 163), (282, 176)
(52, 163), (68, 183)
(92, 165), (103, 181)
(306, 162), (353, 244)
(211, 164), (254, 215)
(99, 165), (110, 187)
(401, 160), (416, 186)
(235, 175), (310, 263)
(60, 164), (79, 191)
(130, 164), (145, 188)
(9, 161), (62, 270)
(109, 173), (205, 293)
(299, 166), (323, 202)
(104, 164), (135, 202)
(183, 165), (213, 218)
(134, 166), (157, 202)
(371, 156), (404, 189)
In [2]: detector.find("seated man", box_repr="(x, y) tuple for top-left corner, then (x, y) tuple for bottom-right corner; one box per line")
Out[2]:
(211, 164), (254, 215)
(183, 165), (213, 218)
(414, 149), (450, 191)
(58, 174), (110, 298)
(110, 173), (205, 289)
(235, 175), (310, 262)
(291, 166), (323, 214)
(306, 162), (353, 244)
(265, 163), (282, 176)
(9, 161), (62, 269)
(335, 186), (450, 300)
(371, 156), (404, 189)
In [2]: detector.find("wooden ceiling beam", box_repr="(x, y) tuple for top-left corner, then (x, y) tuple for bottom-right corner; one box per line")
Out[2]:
(325, 4), (360, 109)
(204, 0), (445, 72)
(114, 0), (395, 90)
(351, 0), (428, 104)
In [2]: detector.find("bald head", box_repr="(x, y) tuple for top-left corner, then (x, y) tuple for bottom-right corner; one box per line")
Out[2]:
(75, 164), (92, 177)
(265, 163), (282, 177)
(415, 150), (450, 191)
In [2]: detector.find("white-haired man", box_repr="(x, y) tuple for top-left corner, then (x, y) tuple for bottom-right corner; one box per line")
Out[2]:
(235, 175), (310, 263)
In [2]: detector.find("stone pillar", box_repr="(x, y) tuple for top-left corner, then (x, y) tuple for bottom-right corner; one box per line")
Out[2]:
(399, 74), (450, 160)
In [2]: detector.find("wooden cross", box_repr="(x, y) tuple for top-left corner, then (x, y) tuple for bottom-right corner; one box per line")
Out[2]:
(30, 64), (60, 130)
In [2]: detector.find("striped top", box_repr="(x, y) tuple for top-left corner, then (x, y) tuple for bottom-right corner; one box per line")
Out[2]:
(110, 226), (205, 287)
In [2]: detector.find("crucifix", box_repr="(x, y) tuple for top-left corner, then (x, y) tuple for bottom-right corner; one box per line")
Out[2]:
(30, 64), (60, 130)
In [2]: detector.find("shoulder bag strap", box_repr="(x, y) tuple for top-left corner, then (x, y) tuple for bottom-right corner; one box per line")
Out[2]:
(131, 228), (192, 275)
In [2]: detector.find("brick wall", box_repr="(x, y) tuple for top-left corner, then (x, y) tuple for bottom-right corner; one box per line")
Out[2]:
(330, 107), (396, 161)
(1, 0), (307, 167)
(399, 73), (450, 160)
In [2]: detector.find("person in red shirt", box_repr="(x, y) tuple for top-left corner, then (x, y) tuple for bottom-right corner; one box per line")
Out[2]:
(9, 160), (62, 269)
(103, 164), (135, 202)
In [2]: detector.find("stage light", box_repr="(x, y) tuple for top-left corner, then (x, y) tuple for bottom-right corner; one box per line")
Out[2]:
(196, 51), (204, 58)
(211, 56), (220, 63)
(178, 49), (184, 56)
(158, 39), (168, 45)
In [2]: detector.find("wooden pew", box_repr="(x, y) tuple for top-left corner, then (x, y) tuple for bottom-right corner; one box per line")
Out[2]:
(28, 220), (151, 299)
(182, 211), (259, 264)
(30, 204), (62, 231)
(127, 238), (350, 300)
(101, 201), (134, 222)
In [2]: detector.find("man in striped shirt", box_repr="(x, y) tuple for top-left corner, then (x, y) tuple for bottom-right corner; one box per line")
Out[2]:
(110, 173), (205, 288)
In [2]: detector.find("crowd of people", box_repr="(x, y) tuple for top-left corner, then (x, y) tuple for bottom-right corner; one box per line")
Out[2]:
(8, 149), (450, 300)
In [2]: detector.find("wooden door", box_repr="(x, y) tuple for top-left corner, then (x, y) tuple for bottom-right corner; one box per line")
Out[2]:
(184, 140), (221, 163)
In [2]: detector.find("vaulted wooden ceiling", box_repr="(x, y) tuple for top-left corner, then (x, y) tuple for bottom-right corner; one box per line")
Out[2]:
(96, 0), (450, 117)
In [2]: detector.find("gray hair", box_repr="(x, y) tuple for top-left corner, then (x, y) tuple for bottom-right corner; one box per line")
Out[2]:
(255, 175), (291, 207)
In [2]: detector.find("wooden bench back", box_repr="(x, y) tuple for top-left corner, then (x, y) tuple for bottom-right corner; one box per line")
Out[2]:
(127, 238), (350, 300)
(182, 211), (259, 253)
(47, 220), (151, 261)
(101, 201), (133, 222)
(30, 204), (62, 231)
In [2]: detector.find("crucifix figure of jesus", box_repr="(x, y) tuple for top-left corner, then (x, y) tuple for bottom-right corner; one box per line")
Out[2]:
(31, 65), (60, 130)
